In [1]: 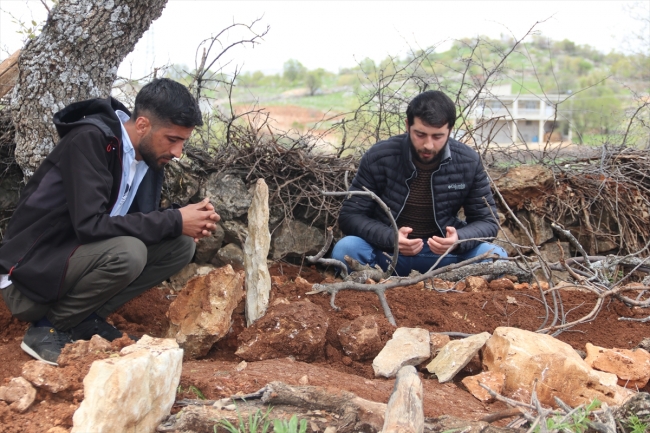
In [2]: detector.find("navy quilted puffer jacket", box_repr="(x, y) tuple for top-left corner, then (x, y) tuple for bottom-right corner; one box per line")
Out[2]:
(338, 133), (499, 254)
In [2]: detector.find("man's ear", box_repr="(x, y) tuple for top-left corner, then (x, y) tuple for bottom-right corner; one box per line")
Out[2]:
(134, 116), (152, 137)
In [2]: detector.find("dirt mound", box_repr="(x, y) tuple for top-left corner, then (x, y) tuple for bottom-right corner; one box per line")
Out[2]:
(1, 262), (649, 431)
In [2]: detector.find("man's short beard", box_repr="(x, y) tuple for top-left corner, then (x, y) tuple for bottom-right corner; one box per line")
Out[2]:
(139, 133), (168, 172)
(410, 143), (438, 164)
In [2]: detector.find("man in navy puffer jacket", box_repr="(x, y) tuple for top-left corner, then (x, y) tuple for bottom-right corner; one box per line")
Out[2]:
(333, 91), (506, 276)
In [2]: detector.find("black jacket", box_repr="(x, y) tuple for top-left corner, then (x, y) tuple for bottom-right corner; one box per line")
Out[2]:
(338, 133), (498, 254)
(0, 97), (183, 303)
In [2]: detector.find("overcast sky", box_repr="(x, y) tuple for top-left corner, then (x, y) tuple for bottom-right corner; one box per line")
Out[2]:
(0, 1), (646, 78)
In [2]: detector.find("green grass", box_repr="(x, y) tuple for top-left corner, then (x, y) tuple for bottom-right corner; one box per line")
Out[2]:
(627, 415), (650, 433)
(216, 405), (273, 433)
(273, 415), (308, 433)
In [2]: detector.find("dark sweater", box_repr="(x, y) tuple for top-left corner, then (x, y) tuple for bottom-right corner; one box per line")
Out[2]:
(396, 149), (443, 239)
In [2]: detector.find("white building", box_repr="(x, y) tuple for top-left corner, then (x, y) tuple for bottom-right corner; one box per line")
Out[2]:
(471, 85), (571, 145)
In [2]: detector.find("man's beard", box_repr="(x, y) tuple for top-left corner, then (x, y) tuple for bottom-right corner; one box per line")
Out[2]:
(138, 133), (172, 172)
(411, 143), (438, 164)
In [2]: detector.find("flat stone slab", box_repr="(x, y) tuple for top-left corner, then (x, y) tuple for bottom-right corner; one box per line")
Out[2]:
(426, 332), (491, 383)
(373, 327), (430, 378)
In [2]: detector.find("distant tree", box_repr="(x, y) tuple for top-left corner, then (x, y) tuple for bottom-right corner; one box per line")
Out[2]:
(306, 68), (325, 96)
(569, 81), (622, 142)
(283, 59), (306, 84)
(237, 70), (266, 88)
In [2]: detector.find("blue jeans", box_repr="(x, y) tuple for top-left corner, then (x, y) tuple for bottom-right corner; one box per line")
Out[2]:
(331, 236), (507, 276)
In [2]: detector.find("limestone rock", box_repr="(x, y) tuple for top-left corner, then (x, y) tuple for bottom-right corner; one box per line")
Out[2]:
(464, 276), (487, 292)
(244, 179), (272, 327)
(221, 219), (249, 246)
(215, 243), (245, 269)
(426, 332), (491, 383)
(236, 299), (329, 362)
(201, 173), (252, 220)
(22, 361), (70, 393)
(167, 266), (245, 359)
(420, 333), (451, 367)
(293, 276), (313, 292)
(495, 226), (517, 256)
(521, 211), (553, 245)
(584, 343), (650, 389)
(493, 165), (553, 210)
(373, 328), (430, 378)
(194, 224), (225, 264)
(539, 241), (570, 263)
(461, 371), (506, 403)
(482, 327), (632, 407)
(72, 336), (183, 433)
(594, 236), (618, 253)
(0, 377), (36, 413)
(488, 278), (515, 291)
(382, 366), (424, 433)
(271, 219), (324, 260)
(88, 334), (113, 352)
(167, 263), (215, 292)
(162, 159), (199, 207)
(638, 338), (650, 352)
(338, 315), (383, 361)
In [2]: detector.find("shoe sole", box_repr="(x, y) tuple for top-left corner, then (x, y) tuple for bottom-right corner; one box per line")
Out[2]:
(20, 341), (59, 366)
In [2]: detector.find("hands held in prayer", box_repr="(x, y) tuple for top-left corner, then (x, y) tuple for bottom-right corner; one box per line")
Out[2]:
(428, 226), (458, 254)
(398, 226), (459, 256)
(179, 198), (221, 243)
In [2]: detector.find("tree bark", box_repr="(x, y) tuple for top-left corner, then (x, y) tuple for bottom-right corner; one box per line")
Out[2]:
(11, 0), (168, 178)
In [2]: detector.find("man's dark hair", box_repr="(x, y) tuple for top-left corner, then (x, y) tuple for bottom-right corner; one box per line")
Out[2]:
(406, 90), (456, 130)
(133, 78), (203, 127)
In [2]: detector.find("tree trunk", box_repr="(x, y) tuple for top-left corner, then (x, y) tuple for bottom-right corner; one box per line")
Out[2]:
(11, 0), (168, 178)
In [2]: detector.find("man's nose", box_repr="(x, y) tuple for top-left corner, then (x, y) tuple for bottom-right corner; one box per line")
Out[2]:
(171, 142), (184, 158)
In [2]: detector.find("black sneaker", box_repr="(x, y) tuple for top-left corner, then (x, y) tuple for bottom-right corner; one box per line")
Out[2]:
(70, 317), (124, 342)
(21, 325), (72, 366)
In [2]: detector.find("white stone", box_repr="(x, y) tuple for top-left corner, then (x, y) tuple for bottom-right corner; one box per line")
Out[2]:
(71, 336), (183, 433)
(482, 327), (632, 408)
(245, 178), (272, 326)
(373, 328), (430, 378)
(0, 377), (36, 413)
(382, 366), (424, 433)
(22, 360), (70, 393)
(426, 332), (491, 383)
(167, 266), (245, 359)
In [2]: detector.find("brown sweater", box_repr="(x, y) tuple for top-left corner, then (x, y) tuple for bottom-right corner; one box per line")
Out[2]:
(396, 150), (443, 239)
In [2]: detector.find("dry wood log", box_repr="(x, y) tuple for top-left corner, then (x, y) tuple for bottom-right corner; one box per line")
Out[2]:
(0, 50), (20, 99)
(261, 381), (387, 433)
(382, 366), (423, 433)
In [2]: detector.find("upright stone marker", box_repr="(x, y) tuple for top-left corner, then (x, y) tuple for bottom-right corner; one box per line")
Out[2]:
(245, 179), (272, 326)
(382, 366), (424, 433)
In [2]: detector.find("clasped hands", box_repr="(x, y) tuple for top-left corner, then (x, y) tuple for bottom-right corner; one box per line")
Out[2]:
(398, 226), (458, 256)
(179, 197), (221, 242)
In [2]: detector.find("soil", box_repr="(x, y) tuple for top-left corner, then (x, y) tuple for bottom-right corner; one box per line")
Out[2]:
(1, 262), (649, 433)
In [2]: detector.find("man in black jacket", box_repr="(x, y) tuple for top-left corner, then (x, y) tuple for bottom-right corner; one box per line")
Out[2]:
(333, 90), (506, 276)
(0, 78), (218, 365)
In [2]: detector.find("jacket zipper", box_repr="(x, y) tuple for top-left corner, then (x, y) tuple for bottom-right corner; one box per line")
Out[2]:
(395, 161), (417, 221)
(107, 137), (123, 213)
(429, 158), (451, 237)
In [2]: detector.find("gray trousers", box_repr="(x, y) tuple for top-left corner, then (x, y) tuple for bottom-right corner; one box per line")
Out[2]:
(1, 235), (195, 331)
